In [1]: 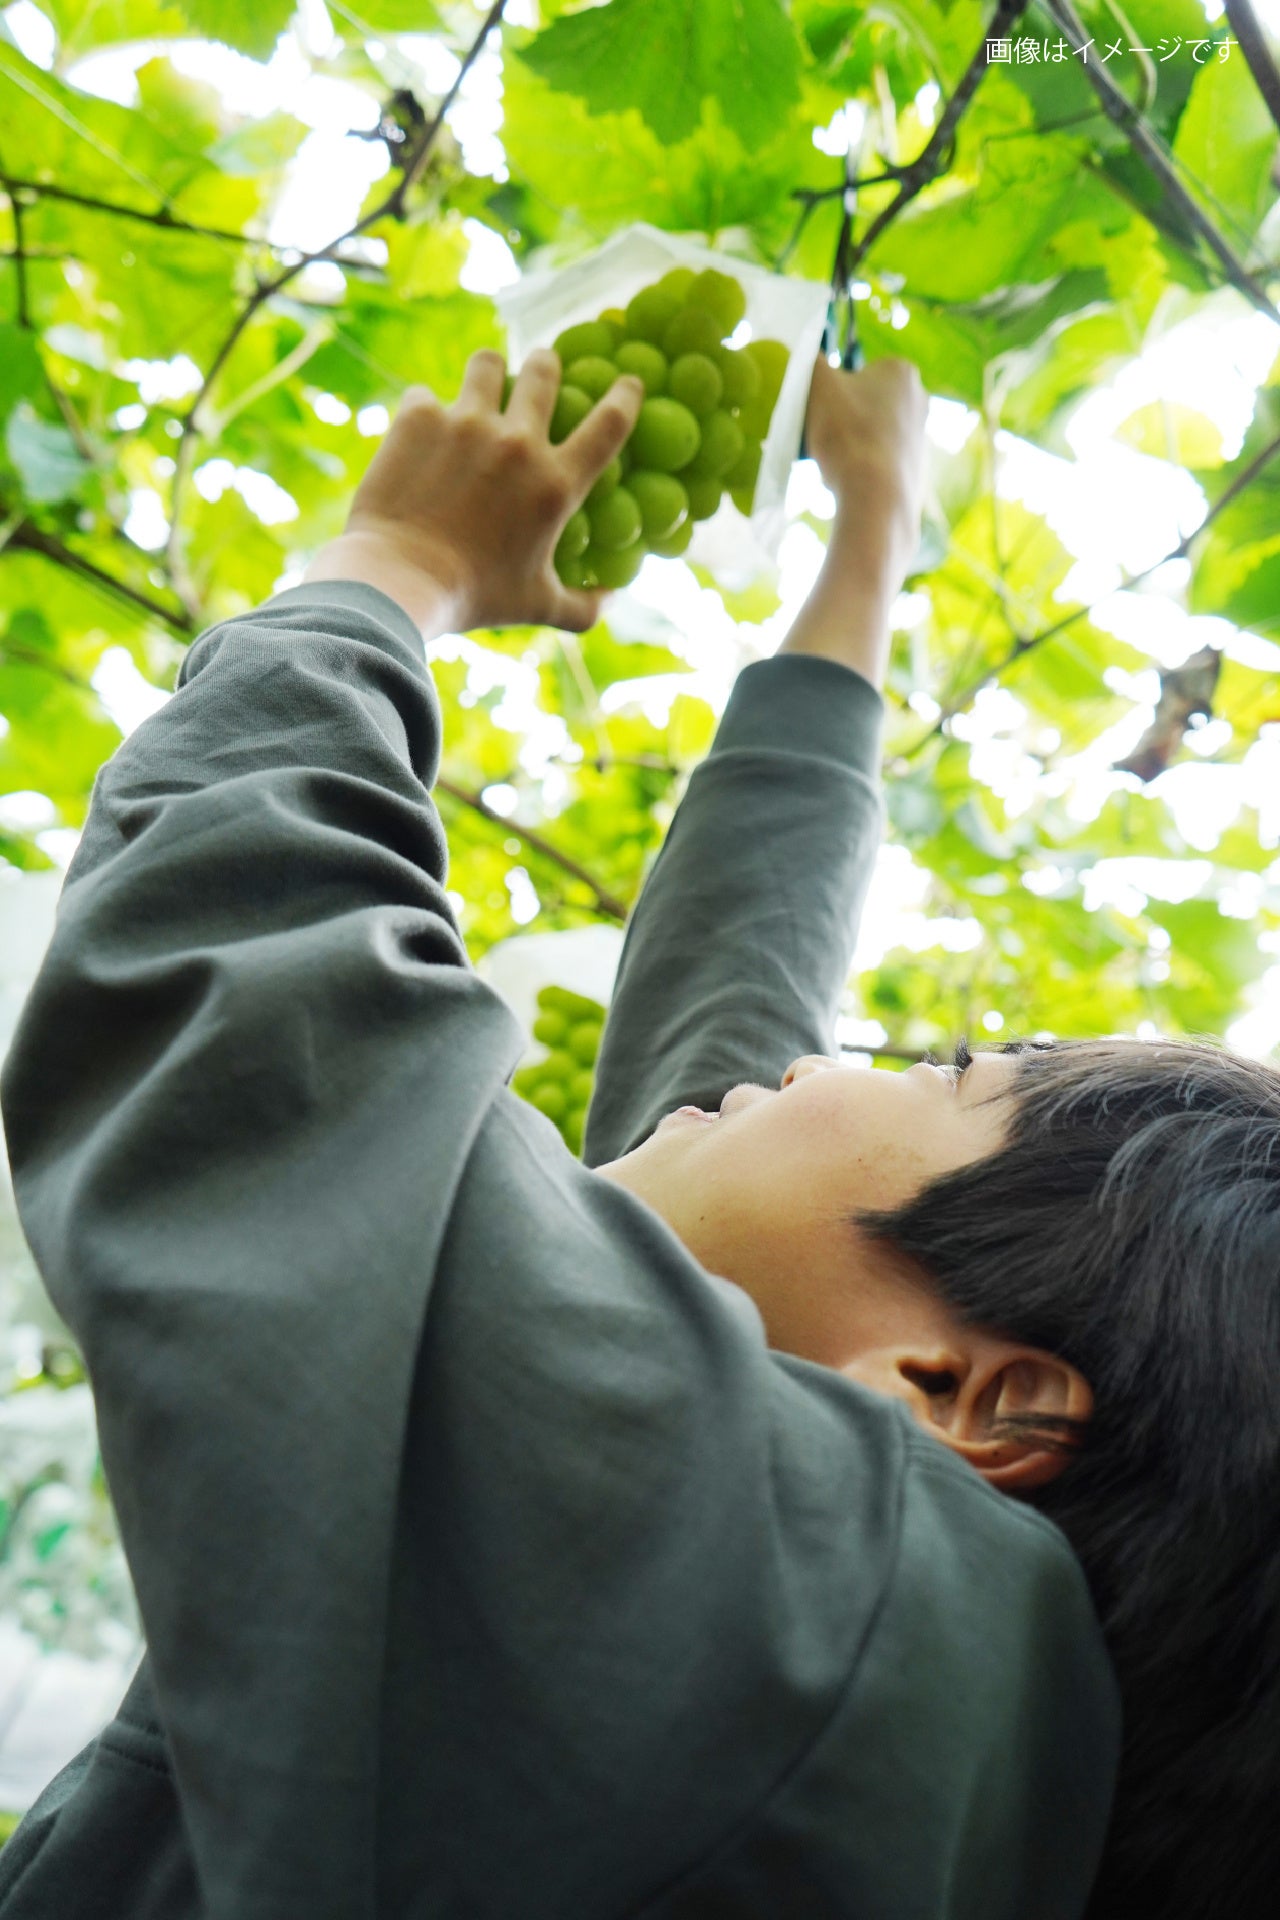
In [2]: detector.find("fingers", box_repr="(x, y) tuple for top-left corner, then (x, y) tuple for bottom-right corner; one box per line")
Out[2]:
(505, 347), (563, 435)
(871, 358), (929, 440)
(865, 357), (928, 411)
(559, 376), (645, 492)
(877, 359), (928, 420)
(806, 352), (926, 428)
(454, 349), (507, 413)
(806, 354), (836, 428)
(545, 579), (607, 633)
(396, 383), (443, 423)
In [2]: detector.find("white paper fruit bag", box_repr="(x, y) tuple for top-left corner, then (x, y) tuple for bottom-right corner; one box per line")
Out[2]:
(495, 222), (831, 583)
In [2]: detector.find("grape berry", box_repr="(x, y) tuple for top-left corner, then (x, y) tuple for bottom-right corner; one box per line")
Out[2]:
(512, 984), (608, 1157)
(502, 263), (789, 591)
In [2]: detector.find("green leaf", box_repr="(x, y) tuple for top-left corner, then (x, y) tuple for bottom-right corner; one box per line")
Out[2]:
(503, 49), (801, 245)
(996, 305), (1135, 439)
(871, 86), (1127, 305)
(797, 0), (990, 96)
(0, 42), (262, 237)
(1078, 0), (1206, 138)
(43, 0), (191, 62)
(183, 489), (286, 618)
(134, 52), (222, 153)
(803, 0), (931, 100)
(667, 691), (716, 762)
(4, 404), (89, 503)
(305, 288), (501, 409)
(0, 323), (44, 428)
(520, 0), (803, 150)
(1192, 544), (1280, 637)
(1148, 898), (1272, 1030)
(579, 625), (689, 686)
(1189, 388), (1280, 629)
(1114, 401), (1225, 468)
(0, 826), (59, 870)
(1213, 655), (1280, 740)
(1172, 40), (1279, 235)
(0, 611), (122, 819)
(876, 270), (1112, 420)
(338, 0), (444, 24)
(81, 224), (244, 367)
(858, 295), (988, 408)
(381, 215), (471, 300)
(208, 109), (309, 177)
(175, 0), (296, 62)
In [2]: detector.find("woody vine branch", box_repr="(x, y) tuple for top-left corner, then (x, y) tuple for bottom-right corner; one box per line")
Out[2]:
(160, 0), (512, 616)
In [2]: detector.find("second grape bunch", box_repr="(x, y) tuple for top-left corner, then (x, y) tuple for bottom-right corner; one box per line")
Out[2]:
(512, 983), (607, 1158)
(502, 265), (791, 590)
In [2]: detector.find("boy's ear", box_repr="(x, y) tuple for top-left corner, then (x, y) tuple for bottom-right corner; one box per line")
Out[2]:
(930, 1351), (1093, 1492)
(846, 1343), (1093, 1493)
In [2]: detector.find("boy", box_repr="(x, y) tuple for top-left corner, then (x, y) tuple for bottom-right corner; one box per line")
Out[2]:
(2, 343), (1210, 1916)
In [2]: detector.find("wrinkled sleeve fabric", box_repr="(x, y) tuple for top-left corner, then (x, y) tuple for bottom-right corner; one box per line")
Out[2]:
(584, 651), (886, 1165)
(0, 583), (531, 1917)
(0, 585), (1120, 1920)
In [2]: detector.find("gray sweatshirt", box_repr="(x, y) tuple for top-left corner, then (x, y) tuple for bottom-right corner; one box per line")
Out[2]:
(0, 583), (1120, 1919)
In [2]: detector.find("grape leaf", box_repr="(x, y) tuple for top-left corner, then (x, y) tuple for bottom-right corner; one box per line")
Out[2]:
(1172, 39), (1279, 234)
(209, 110), (309, 177)
(502, 47), (807, 244)
(519, 0), (803, 149)
(0, 324), (44, 427)
(0, 610), (122, 818)
(42, 0), (190, 62)
(334, 0), (445, 25)
(4, 405), (89, 503)
(1114, 402), (1225, 468)
(1077, 0), (1205, 137)
(175, 0), (296, 61)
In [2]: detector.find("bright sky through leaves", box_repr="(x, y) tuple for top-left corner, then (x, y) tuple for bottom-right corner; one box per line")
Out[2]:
(3, 0), (1280, 1066)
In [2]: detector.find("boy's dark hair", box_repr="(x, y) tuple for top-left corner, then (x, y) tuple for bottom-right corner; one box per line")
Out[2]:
(850, 1034), (1280, 1920)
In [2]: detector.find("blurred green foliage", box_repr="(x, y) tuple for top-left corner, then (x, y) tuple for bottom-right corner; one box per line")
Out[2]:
(0, 0), (1276, 1069)
(2, 0), (1280, 1727)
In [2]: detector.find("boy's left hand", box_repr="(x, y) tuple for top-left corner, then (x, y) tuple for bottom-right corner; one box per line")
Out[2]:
(303, 348), (646, 636)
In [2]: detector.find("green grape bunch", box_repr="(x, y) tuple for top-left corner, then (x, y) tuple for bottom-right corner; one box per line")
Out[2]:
(501, 265), (790, 593)
(511, 984), (608, 1158)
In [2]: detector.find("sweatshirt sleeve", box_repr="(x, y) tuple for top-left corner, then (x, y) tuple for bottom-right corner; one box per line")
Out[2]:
(582, 653), (885, 1167)
(0, 582), (531, 1918)
(0, 588), (1119, 1920)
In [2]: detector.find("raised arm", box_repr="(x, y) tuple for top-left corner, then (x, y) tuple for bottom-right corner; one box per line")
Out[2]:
(0, 352), (1121, 1920)
(0, 354), (647, 1915)
(584, 358), (929, 1165)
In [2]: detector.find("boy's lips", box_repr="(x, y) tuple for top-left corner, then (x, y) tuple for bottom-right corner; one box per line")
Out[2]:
(719, 1085), (777, 1118)
(664, 1086), (776, 1125)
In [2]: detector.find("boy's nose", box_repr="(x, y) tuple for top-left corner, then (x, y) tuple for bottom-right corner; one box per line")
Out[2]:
(780, 1055), (839, 1089)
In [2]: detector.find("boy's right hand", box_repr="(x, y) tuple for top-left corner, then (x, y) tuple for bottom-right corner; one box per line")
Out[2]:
(774, 356), (930, 690)
(803, 355), (929, 579)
